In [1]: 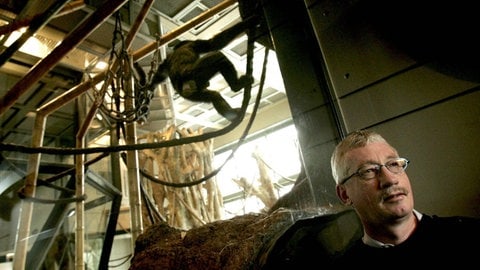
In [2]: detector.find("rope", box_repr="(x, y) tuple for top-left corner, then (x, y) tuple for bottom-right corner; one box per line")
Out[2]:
(137, 33), (271, 188)
(0, 24), (265, 156)
(1, 152), (109, 203)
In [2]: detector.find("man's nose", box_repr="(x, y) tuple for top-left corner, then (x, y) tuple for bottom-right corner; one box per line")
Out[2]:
(378, 166), (398, 187)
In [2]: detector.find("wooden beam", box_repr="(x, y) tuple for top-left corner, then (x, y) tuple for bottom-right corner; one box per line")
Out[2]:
(0, 0), (129, 116)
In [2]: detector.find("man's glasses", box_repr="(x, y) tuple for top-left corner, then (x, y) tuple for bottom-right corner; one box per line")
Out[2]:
(340, 158), (410, 184)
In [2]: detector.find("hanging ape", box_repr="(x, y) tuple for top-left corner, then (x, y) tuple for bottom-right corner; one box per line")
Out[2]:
(137, 16), (259, 121)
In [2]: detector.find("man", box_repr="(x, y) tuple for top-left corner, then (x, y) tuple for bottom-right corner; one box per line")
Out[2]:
(330, 129), (480, 267)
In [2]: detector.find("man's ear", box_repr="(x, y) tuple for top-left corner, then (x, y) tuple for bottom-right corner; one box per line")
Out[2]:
(336, 184), (352, 205)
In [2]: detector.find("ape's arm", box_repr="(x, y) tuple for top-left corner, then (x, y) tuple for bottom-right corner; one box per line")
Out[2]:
(135, 16), (258, 122)
(133, 61), (169, 87)
(149, 61), (169, 86)
(193, 15), (259, 53)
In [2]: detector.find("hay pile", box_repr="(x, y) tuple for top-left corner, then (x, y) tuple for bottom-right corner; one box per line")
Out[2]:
(129, 206), (360, 270)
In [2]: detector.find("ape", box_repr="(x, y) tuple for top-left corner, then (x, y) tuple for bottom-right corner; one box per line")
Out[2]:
(140, 16), (258, 121)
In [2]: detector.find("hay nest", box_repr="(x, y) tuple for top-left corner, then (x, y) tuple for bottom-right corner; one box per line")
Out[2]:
(129, 206), (360, 270)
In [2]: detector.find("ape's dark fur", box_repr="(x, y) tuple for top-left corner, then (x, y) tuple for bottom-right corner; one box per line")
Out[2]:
(137, 16), (258, 121)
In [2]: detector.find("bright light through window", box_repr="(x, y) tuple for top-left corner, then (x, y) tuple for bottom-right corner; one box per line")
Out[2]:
(213, 124), (301, 219)
(4, 30), (54, 58)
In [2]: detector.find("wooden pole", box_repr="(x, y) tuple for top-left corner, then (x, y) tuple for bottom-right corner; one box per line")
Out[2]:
(36, 0), (237, 117)
(11, 114), (46, 270)
(0, 0), (71, 67)
(73, 0), (155, 266)
(12, 1), (128, 269)
(11, 0), (238, 262)
(133, 0), (238, 61)
(124, 63), (144, 240)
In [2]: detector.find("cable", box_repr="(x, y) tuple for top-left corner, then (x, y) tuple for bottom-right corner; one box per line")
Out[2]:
(0, 108), (249, 155)
(108, 253), (133, 268)
(42, 152), (110, 183)
(18, 190), (87, 204)
(5, 153), (108, 203)
(140, 179), (166, 223)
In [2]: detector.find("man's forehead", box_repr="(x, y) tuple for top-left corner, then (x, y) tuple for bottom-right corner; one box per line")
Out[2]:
(346, 142), (398, 162)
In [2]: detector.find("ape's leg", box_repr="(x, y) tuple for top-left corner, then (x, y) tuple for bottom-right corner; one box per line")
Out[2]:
(195, 52), (253, 92)
(184, 88), (240, 121)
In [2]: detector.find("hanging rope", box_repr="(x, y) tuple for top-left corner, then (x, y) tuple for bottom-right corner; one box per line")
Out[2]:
(132, 34), (163, 124)
(90, 11), (156, 124)
(137, 32), (271, 188)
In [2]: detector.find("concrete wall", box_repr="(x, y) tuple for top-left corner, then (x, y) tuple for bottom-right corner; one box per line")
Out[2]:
(263, 0), (480, 217)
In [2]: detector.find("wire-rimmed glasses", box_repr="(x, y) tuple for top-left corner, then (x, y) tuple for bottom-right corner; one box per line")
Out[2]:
(340, 158), (410, 184)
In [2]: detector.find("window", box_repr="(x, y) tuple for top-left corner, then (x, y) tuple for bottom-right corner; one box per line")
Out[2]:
(214, 124), (301, 219)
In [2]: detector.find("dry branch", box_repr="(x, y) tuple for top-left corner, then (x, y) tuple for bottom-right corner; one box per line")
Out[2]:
(138, 125), (223, 230)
